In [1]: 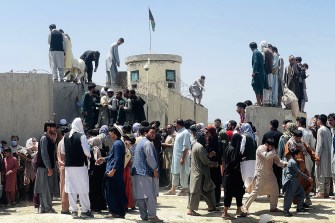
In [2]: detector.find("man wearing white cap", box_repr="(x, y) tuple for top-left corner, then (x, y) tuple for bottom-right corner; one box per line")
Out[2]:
(59, 119), (67, 127)
(61, 118), (93, 219)
(56, 119), (68, 143)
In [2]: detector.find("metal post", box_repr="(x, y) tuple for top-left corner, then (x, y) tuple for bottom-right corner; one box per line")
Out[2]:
(146, 69), (149, 120)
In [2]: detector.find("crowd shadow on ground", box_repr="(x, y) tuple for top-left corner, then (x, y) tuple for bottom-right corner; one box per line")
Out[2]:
(253, 204), (331, 221)
(0, 201), (36, 216)
(0, 208), (15, 216)
(0, 203), (30, 216)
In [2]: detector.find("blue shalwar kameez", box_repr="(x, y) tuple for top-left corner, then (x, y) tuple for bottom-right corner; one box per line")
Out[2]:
(104, 139), (127, 217)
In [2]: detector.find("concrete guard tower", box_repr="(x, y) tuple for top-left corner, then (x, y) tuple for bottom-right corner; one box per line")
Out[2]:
(125, 54), (182, 102)
(124, 53), (208, 126)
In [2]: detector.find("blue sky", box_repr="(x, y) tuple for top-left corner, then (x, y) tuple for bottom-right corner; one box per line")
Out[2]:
(0, 1), (334, 123)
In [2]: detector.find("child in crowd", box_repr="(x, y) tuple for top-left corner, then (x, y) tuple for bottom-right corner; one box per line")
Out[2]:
(3, 148), (19, 206)
(282, 148), (312, 217)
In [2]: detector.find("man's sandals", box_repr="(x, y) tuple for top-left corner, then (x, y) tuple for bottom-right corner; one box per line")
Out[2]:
(187, 210), (201, 216)
(221, 214), (235, 220)
(270, 207), (283, 212)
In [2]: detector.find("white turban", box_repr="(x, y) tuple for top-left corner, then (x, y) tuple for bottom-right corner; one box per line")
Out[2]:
(100, 88), (107, 96)
(69, 117), (85, 138)
(260, 40), (268, 49)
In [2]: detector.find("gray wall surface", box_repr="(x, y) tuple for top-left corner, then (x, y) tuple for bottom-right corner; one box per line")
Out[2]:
(0, 73), (208, 146)
(143, 93), (169, 126)
(53, 82), (85, 125)
(0, 73), (53, 145)
(167, 90), (208, 125)
(246, 106), (307, 144)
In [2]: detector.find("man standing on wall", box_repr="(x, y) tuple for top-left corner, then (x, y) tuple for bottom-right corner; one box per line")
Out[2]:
(284, 55), (301, 101)
(249, 42), (265, 106)
(80, 50), (100, 83)
(260, 41), (274, 106)
(48, 24), (66, 82)
(106, 38), (124, 87)
(189, 75), (205, 105)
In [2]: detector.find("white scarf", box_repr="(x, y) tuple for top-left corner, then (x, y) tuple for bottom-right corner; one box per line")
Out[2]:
(69, 118), (84, 138)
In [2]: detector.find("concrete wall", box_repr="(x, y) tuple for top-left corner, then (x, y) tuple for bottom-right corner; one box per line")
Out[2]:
(167, 90), (208, 125)
(140, 93), (168, 127)
(0, 73), (53, 144)
(195, 104), (209, 125)
(0, 72), (207, 146)
(53, 82), (85, 125)
(246, 106), (307, 143)
(114, 71), (127, 89)
(138, 90), (208, 127)
(53, 84), (207, 130)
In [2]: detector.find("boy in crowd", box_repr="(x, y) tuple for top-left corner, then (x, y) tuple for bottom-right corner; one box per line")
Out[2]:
(283, 148), (312, 217)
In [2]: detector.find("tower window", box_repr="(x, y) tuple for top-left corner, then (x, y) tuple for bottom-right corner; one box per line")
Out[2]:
(166, 70), (176, 82)
(131, 70), (139, 82)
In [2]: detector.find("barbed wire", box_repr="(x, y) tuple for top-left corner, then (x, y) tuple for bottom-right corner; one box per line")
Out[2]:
(5, 69), (51, 74)
(128, 74), (195, 103)
(4, 68), (193, 100)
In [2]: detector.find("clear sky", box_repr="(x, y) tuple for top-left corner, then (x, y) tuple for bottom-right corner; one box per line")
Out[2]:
(0, 0), (334, 124)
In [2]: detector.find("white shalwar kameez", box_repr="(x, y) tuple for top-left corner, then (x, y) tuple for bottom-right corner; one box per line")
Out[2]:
(61, 118), (91, 212)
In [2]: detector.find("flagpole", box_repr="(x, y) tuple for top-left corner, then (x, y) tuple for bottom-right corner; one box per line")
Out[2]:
(149, 7), (152, 53)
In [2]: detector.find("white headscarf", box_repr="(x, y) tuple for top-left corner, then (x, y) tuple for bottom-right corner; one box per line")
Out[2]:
(100, 88), (107, 96)
(26, 138), (33, 148)
(132, 123), (141, 133)
(70, 118), (85, 138)
(197, 123), (205, 129)
(25, 137), (38, 149)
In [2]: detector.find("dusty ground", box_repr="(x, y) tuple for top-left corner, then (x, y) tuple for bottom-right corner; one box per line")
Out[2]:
(0, 191), (335, 223)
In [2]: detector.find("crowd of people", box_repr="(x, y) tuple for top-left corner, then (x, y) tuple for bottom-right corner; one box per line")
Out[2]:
(80, 84), (147, 131)
(249, 40), (309, 113)
(0, 31), (333, 221)
(48, 23), (124, 85)
(1, 97), (334, 221)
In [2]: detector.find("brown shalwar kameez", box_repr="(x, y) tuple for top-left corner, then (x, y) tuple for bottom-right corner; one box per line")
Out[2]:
(243, 145), (286, 211)
(188, 142), (216, 211)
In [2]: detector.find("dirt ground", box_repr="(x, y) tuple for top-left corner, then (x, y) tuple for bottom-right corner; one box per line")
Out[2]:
(0, 192), (335, 223)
